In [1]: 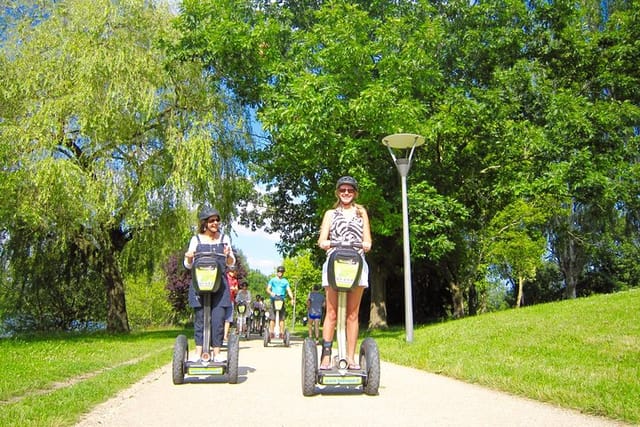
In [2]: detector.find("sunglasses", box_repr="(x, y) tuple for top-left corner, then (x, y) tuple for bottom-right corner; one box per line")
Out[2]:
(338, 188), (355, 194)
(207, 217), (221, 223)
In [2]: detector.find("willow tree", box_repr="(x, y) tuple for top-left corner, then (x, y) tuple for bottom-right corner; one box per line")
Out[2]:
(0, 0), (254, 332)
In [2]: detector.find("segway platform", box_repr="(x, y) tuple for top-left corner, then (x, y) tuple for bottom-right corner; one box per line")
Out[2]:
(173, 333), (240, 384)
(186, 360), (227, 376)
(317, 367), (366, 386)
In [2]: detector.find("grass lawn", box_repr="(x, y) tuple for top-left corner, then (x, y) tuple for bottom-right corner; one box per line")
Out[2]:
(367, 288), (640, 424)
(1, 289), (638, 425)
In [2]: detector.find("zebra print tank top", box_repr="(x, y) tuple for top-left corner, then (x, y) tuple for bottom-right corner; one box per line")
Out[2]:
(329, 207), (364, 243)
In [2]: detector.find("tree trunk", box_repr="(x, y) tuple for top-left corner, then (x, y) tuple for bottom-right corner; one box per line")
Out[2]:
(561, 238), (580, 299)
(449, 281), (465, 318)
(468, 283), (478, 315)
(368, 263), (388, 329)
(89, 229), (130, 333)
(102, 248), (130, 333)
(516, 276), (525, 308)
(556, 232), (582, 299)
(552, 208), (585, 300)
(442, 261), (464, 318)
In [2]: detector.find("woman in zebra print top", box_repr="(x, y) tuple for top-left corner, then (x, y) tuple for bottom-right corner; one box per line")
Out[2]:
(317, 176), (372, 370)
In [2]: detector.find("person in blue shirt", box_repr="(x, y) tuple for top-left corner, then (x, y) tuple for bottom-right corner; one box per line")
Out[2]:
(266, 265), (294, 338)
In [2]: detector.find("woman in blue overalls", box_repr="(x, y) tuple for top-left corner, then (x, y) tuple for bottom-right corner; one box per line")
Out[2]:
(183, 207), (235, 362)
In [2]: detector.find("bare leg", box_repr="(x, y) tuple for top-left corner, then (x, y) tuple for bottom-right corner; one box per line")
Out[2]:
(320, 287), (338, 367)
(346, 287), (364, 366)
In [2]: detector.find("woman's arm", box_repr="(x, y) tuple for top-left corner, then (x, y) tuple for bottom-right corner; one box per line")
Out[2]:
(222, 235), (236, 266)
(183, 236), (198, 269)
(361, 208), (373, 252)
(317, 209), (333, 250)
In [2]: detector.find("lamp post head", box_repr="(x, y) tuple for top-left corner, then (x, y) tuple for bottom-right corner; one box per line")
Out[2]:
(382, 133), (425, 149)
(382, 133), (425, 177)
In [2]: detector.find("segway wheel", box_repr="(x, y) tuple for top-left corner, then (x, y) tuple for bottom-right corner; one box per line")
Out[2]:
(360, 337), (380, 395)
(284, 329), (291, 347)
(263, 330), (269, 347)
(301, 337), (318, 396)
(227, 333), (240, 384)
(172, 334), (188, 385)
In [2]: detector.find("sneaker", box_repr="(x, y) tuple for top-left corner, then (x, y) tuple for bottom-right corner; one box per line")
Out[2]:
(213, 354), (226, 363)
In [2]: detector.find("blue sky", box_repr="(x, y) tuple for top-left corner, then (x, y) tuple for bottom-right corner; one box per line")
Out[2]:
(165, 0), (280, 275)
(230, 223), (282, 276)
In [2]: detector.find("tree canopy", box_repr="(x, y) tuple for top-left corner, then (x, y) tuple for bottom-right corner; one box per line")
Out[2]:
(0, 0), (256, 332)
(174, 0), (640, 324)
(1, 0), (638, 332)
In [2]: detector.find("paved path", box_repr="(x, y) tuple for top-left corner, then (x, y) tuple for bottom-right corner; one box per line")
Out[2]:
(75, 335), (629, 427)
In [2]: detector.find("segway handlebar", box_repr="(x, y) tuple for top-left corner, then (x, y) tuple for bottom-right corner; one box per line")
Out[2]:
(329, 240), (363, 249)
(193, 250), (227, 258)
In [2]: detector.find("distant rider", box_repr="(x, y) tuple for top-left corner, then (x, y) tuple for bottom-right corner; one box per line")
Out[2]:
(266, 266), (294, 338)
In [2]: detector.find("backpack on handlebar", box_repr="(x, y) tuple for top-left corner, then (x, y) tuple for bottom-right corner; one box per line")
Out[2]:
(327, 248), (363, 291)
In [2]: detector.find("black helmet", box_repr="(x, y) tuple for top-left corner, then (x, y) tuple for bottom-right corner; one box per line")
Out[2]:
(277, 266), (285, 273)
(198, 206), (220, 221)
(336, 176), (358, 192)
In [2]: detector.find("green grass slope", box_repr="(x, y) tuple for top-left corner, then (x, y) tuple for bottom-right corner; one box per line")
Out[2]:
(370, 288), (640, 424)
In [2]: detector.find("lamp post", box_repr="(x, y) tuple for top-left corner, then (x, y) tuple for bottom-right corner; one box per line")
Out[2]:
(382, 133), (425, 343)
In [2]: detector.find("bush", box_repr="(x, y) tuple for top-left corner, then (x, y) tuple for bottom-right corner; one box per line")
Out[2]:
(125, 272), (174, 329)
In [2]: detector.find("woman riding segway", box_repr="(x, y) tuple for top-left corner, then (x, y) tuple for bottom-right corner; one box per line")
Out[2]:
(318, 176), (372, 370)
(301, 176), (380, 395)
(172, 206), (240, 384)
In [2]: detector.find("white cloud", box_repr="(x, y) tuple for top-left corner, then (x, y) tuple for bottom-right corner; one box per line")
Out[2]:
(230, 222), (281, 275)
(233, 223), (280, 241)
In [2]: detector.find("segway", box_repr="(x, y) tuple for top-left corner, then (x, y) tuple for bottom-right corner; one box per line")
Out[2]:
(250, 305), (265, 336)
(172, 251), (239, 384)
(235, 301), (249, 339)
(301, 241), (380, 396)
(263, 296), (290, 347)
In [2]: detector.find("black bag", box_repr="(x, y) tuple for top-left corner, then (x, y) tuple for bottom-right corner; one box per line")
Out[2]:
(192, 253), (222, 293)
(326, 248), (363, 291)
